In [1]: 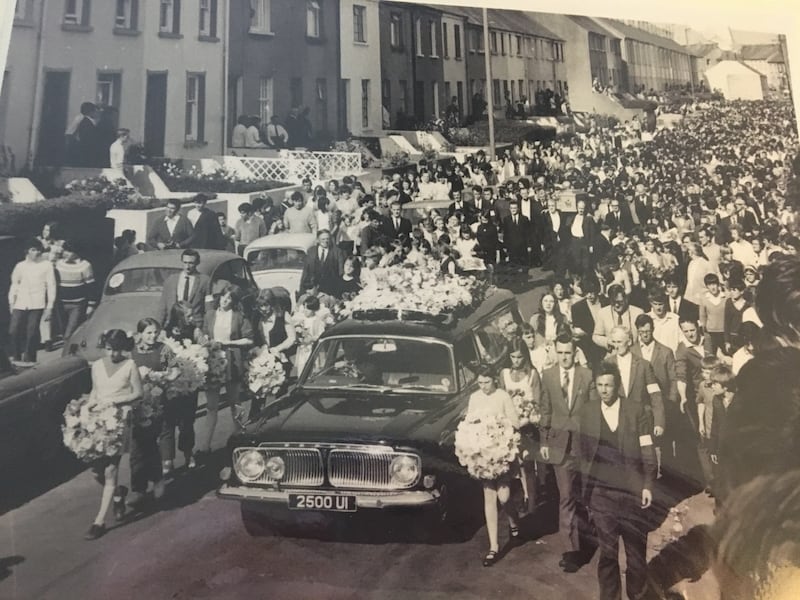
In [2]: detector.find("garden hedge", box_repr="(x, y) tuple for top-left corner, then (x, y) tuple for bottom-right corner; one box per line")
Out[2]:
(0, 194), (110, 237)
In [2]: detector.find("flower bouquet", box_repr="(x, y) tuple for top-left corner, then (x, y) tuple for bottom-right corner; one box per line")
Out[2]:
(510, 390), (542, 427)
(62, 394), (128, 462)
(454, 414), (520, 480)
(204, 341), (229, 388)
(247, 346), (287, 399)
(161, 336), (209, 397)
(134, 366), (168, 428)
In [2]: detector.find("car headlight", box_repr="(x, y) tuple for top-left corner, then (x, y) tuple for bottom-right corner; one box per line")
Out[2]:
(265, 456), (286, 480)
(389, 455), (420, 487)
(235, 449), (265, 482)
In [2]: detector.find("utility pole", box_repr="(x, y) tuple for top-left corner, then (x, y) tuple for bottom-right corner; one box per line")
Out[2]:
(686, 27), (695, 94)
(779, 33), (793, 102)
(482, 7), (495, 158)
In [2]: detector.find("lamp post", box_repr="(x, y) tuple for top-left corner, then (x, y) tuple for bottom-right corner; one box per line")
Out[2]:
(482, 7), (495, 158)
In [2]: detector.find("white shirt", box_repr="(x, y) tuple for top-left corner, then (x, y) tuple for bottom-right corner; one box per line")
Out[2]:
(648, 311), (681, 354)
(8, 259), (57, 311)
(742, 306), (763, 327)
(639, 340), (655, 363)
(731, 346), (753, 375)
(550, 211), (561, 233)
(187, 208), (201, 226)
(570, 214), (584, 238)
(559, 365), (576, 409)
(212, 309), (234, 343)
(176, 273), (196, 301)
(617, 352), (633, 398)
(231, 123), (247, 148)
(165, 214), (180, 236)
(109, 139), (126, 170)
(601, 398), (621, 432)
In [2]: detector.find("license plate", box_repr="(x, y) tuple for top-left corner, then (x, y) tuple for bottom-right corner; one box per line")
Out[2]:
(288, 493), (357, 512)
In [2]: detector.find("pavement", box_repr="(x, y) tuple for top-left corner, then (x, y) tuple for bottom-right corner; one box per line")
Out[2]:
(0, 269), (722, 599)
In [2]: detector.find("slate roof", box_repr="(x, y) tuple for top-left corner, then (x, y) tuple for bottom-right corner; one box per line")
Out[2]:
(739, 44), (783, 62)
(422, 5), (563, 41)
(685, 43), (719, 58)
(595, 18), (690, 54)
(564, 15), (621, 39)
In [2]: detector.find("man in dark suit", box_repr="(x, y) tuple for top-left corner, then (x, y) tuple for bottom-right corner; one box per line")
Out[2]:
(501, 200), (531, 268)
(448, 190), (478, 226)
(565, 199), (596, 277)
(604, 198), (634, 235)
(182, 194), (227, 250)
(299, 230), (346, 298)
(381, 201), (413, 241)
(541, 197), (568, 276)
(577, 362), (657, 600)
(148, 199), (194, 250)
(540, 335), (597, 572)
(593, 222), (614, 267)
(570, 276), (608, 369)
(606, 326), (665, 439)
(157, 249), (212, 328)
(664, 275), (699, 323)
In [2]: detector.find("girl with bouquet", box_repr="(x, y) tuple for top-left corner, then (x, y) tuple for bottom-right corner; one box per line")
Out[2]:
(462, 364), (521, 567)
(197, 284), (253, 457)
(85, 329), (142, 540)
(127, 318), (170, 511)
(500, 338), (543, 515)
(292, 295), (329, 376)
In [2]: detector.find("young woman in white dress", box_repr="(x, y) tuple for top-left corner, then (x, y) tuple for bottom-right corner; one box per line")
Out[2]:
(85, 329), (143, 540)
(465, 364), (521, 567)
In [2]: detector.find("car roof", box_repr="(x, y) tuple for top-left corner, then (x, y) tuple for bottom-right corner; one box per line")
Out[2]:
(321, 289), (517, 343)
(245, 233), (317, 253)
(110, 250), (242, 274)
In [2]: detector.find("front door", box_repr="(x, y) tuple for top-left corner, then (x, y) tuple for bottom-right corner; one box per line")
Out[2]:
(36, 71), (70, 167)
(144, 73), (167, 158)
(414, 81), (425, 123)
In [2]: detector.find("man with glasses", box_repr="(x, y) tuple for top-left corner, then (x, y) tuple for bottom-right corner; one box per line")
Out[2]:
(604, 196), (633, 235)
(592, 284), (645, 354)
(157, 249), (212, 328)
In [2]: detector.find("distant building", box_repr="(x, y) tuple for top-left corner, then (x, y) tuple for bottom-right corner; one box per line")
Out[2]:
(3, 0), (227, 171)
(340, 0), (383, 136)
(739, 44), (787, 91)
(686, 43), (723, 86)
(705, 60), (768, 100)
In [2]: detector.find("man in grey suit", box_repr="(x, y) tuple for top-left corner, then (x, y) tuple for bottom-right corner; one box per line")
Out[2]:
(157, 249), (212, 328)
(147, 199), (194, 250)
(540, 334), (597, 572)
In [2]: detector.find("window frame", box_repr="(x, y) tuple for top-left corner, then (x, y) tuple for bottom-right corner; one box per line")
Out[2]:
(489, 31), (497, 55)
(63, 0), (91, 28)
(113, 0), (139, 31)
(158, 0), (181, 35)
(96, 72), (122, 110)
(185, 72), (206, 144)
(258, 76), (273, 126)
(353, 4), (366, 44)
(249, 0), (272, 34)
(429, 19), (438, 58)
(453, 24), (462, 59)
(441, 22), (448, 58)
(306, 0), (321, 39)
(389, 12), (402, 50)
(415, 17), (424, 57)
(198, 0), (218, 39)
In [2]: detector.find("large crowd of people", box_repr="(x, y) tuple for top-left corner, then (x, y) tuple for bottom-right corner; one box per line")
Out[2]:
(10, 95), (800, 597)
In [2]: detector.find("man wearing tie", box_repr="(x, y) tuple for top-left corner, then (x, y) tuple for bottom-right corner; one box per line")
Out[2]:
(299, 230), (345, 298)
(566, 199), (595, 278)
(447, 189), (477, 225)
(542, 197), (567, 276)
(501, 200), (531, 269)
(577, 363), (656, 600)
(157, 249), (212, 328)
(540, 335), (596, 573)
(664, 275), (699, 323)
(592, 284), (644, 353)
(382, 201), (413, 241)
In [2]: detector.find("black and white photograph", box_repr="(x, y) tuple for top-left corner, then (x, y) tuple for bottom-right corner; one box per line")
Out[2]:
(0, 0), (799, 598)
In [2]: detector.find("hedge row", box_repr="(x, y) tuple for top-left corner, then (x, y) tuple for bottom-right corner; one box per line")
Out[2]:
(0, 194), (110, 236)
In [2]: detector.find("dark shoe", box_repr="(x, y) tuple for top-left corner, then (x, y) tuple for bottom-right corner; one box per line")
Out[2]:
(561, 559), (581, 573)
(84, 524), (106, 540)
(125, 491), (146, 510)
(483, 550), (499, 567)
(508, 525), (522, 546)
(113, 486), (128, 521)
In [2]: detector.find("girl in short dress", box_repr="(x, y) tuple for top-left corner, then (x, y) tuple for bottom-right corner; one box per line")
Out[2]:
(85, 329), (142, 540)
(293, 295), (329, 376)
(466, 364), (521, 567)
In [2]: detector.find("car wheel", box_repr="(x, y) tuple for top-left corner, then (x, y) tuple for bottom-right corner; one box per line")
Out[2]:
(240, 502), (281, 537)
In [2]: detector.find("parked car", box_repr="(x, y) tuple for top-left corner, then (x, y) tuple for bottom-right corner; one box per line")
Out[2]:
(64, 250), (258, 362)
(217, 289), (522, 536)
(0, 348), (90, 473)
(243, 233), (316, 306)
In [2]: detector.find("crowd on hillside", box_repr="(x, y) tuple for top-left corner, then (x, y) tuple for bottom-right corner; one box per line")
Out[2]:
(9, 96), (800, 598)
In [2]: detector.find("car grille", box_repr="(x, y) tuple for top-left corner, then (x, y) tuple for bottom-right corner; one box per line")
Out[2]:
(243, 444), (420, 490)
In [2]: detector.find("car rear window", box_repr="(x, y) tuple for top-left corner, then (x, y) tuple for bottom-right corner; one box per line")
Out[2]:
(104, 268), (181, 295)
(247, 248), (306, 271)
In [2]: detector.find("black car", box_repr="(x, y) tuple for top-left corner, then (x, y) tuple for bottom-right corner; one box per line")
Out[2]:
(218, 289), (522, 536)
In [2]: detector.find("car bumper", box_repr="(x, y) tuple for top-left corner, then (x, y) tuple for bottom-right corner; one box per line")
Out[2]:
(217, 484), (438, 509)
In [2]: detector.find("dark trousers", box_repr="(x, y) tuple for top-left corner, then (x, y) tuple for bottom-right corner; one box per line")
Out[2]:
(590, 488), (648, 600)
(159, 393), (198, 462)
(130, 422), (162, 493)
(61, 300), (87, 341)
(554, 453), (583, 552)
(8, 309), (43, 362)
(568, 240), (591, 278)
(706, 332), (726, 356)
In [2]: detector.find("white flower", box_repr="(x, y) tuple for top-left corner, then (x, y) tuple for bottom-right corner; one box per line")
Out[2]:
(454, 415), (520, 480)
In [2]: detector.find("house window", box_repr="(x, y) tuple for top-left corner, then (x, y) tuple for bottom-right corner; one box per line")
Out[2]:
(432, 81), (439, 117)
(306, 1), (321, 38)
(415, 18), (423, 56)
(360, 80), (370, 128)
(64, 0), (90, 25)
(492, 79), (500, 105)
(398, 79), (408, 113)
(499, 32), (505, 55)
(382, 79), (391, 114)
(390, 13), (402, 49)
(442, 22), (448, 58)
(516, 35), (522, 55)
(510, 80), (516, 101)
(249, 0), (271, 33)
(185, 73), (206, 142)
(199, 0), (217, 37)
(454, 24), (462, 59)
(258, 77), (273, 125)
(159, 0), (180, 34)
(518, 79), (524, 99)
(353, 4), (366, 43)
(114, 0), (139, 30)
(429, 20), (438, 57)
(444, 81), (451, 105)
(489, 31), (498, 54)
(96, 73), (121, 109)
(290, 78), (303, 107)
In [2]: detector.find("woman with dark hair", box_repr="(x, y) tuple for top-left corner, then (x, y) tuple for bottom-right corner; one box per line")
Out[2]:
(197, 283), (254, 457)
(337, 255), (362, 298)
(466, 363), (521, 566)
(529, 291), (565, 346)
(85, 329), (142, 540)
(127, 317), (169, 510)
(475, 212), (499, 268)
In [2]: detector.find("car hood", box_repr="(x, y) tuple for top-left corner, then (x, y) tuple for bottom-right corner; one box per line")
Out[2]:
(238, 388), (468, 448)
(252, 270), (302, 292)
(64, 294), (161, 361)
